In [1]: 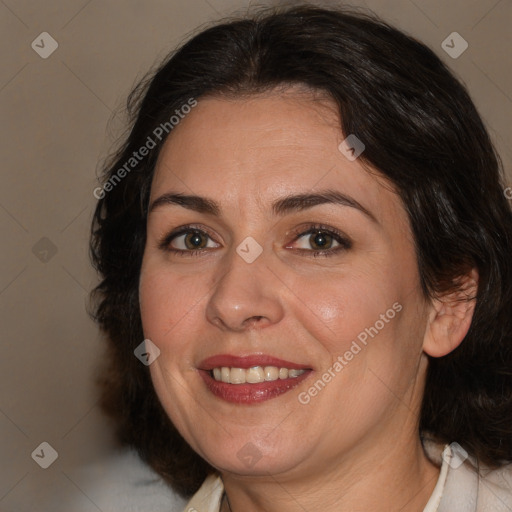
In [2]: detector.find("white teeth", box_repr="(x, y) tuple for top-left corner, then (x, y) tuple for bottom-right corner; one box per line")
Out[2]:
(230, 368), (246, 384)
(264, 366), (279, 381)
(211, 366), (306, 384)
(246, 366), (264, 383)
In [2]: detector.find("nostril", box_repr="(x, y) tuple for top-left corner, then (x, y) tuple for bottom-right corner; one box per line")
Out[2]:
(245, 315), (264, 326)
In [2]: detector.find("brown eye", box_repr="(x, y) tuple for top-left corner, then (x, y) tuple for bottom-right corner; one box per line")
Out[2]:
(294, 230), (340, 251)
(309, 231), (334, 250)
(160, 227), (220, 254)
(287, 224), (352, 257)
(182, 230), (208, 249)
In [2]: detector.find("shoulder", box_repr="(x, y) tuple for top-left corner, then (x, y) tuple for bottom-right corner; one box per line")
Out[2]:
(476, 463), (512, 510)
(423, 437), (512, 511)
(51, 448), (187, 511)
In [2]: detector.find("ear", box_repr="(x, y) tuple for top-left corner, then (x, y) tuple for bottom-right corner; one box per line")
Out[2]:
(423, 268), (479, 358)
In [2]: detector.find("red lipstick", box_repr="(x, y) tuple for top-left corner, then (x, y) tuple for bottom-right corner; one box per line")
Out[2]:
(198, 354), (312, 404)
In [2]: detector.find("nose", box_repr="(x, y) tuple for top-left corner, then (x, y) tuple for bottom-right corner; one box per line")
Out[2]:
(205, 248), (285, 332)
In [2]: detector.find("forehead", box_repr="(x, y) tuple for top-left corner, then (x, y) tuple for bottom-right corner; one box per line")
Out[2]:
(155, 90), (339, 164)
(150, 91), (404, 225)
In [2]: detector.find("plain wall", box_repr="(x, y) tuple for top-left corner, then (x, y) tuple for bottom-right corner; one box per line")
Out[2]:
(1, 0), (511, 510)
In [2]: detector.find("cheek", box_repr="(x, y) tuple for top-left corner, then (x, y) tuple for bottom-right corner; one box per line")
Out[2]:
(138, 262), (205, 354)
(289, 265), (403, 358)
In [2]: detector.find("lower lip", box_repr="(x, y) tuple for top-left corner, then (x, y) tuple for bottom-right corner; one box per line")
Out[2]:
(199, 369), (312, 404)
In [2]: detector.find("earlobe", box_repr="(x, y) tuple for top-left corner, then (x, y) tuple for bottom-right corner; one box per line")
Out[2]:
(423, 268), (479, 358)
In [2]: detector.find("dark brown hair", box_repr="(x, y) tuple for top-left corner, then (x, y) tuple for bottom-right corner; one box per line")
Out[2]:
(90, 4), (512, 497)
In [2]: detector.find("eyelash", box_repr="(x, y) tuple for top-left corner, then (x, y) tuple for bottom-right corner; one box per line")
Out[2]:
(157, 223), (352, 258)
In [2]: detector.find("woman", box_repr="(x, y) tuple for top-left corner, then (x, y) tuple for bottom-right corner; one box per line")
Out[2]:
(90, 5), (512, 511)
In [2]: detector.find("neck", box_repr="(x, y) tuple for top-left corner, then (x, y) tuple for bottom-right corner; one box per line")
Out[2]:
(219, 434), (440, 512)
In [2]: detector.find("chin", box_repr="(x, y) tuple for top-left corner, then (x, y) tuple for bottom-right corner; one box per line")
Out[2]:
(193, 434), (309, 477)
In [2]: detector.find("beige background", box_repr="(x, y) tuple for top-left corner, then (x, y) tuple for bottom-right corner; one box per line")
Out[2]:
(1, 0), (511, 510)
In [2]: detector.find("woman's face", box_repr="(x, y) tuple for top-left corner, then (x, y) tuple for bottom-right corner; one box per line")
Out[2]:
(139, 90), (431, 478)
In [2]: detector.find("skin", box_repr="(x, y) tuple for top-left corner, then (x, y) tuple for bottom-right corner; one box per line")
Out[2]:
(139, 88), (477, 512)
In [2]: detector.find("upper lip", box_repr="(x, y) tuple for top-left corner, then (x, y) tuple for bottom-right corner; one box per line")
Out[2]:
(199, 354), (311, 371)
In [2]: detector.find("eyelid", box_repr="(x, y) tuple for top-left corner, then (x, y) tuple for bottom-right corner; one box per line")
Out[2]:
(157, 224), (220, 252)
(157, 222), (352, 256)
(286, 223), (352, 248)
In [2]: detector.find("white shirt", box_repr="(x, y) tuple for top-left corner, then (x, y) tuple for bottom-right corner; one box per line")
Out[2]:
(182, 440), (512, 512)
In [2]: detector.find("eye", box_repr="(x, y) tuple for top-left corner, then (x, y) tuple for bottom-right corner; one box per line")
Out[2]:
(158, 223), (351, 258)
(172, 230), (213, 250)
(158, 226), (219, 256)
(296, 230), (338, 250)
(287, 224), (352, 257)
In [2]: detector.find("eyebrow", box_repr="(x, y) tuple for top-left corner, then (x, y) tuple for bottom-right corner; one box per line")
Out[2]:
(149, 189), (378, 223)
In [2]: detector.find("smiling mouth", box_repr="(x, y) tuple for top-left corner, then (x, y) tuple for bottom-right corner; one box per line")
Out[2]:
(198, 354), (313, 404)
(210, 366), (306, 384)
(199, 369), (311, 404)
